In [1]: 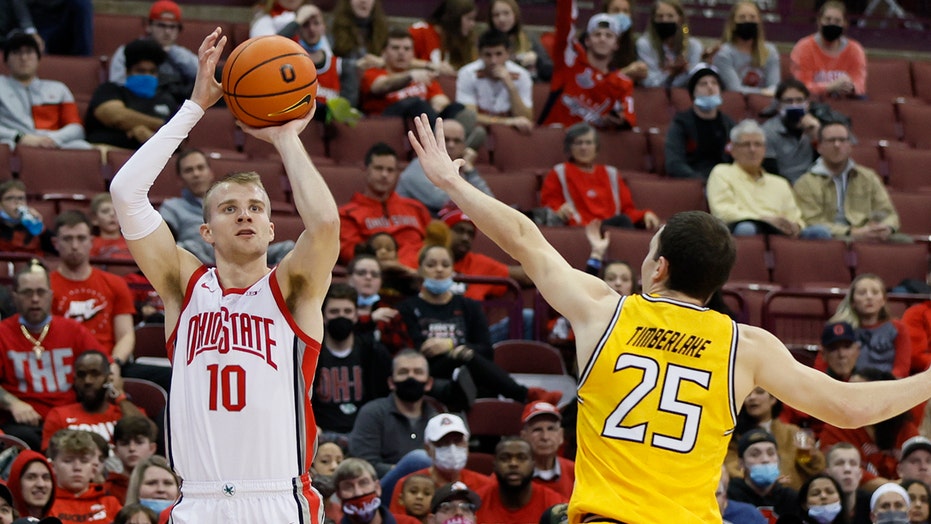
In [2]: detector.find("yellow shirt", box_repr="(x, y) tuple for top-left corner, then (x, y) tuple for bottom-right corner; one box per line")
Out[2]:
(570, 294), (738, 524)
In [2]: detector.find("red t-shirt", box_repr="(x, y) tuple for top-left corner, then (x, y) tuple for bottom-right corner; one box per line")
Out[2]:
(454, 252), (510, 300)
(50, 269), (136, 354)
(475, 479), (567, 524)
(0, 315), (99, 418)
(389, 467), (494, 514)
(42, 402), (128, 450)
(360, 67), (444, 116)
(409, 22), (442, 63)
(315, 53), (343, 103)
(540, 163), (649, 226)
(338, 192), (431, 268)
(542, 0), (635, 129)
(90, 236), (132, 260)
(819, 420), (919, 480)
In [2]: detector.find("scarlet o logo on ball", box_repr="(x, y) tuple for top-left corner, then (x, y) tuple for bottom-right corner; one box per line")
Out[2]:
(221, 35), (318, 128)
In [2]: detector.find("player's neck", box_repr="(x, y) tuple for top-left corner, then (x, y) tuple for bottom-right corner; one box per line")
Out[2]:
(648, 285), (706, 307)
(57, 263), (92, 281)
(215, 256), (271, 289)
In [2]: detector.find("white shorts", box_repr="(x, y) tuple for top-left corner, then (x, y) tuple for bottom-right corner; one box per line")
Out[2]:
(169, 473), (323, 524)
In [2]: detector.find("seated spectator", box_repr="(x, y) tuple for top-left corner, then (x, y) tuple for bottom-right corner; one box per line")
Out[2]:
(335, 457), (415, 524)
(0, 32), (90, 150)
(870, 483), (910, 524)
(520, 401), (574, 499)
(363, 233), (422, 299)
(41, 350), (144, 451)
(665, 64), (734, 179)
(161, 149), (295, 265)
(726, 429), (799, 523)
(0, 179), (47, 255)
(790, 1), (865, 99)
(829, 275), (912, 378)
(47, 430), (122, 523)
(713, 1), (779, 96)
(397, 119), (493, 216)
(0, 484), (13, 523)
(315, 283), (392, 441)
(388, 414), (493, 513)
(112, 503), (158, 524)
(541, 123), (659, 228)
(106, 416), (158, 504)
(903, 280), (931, 376)
(338, 143), (432, 268)
(360, 28), (478, 144)
(88, 193), (132, 260)
(395, 474), (433, 523)
(409, 0), (477, 71)
(329, 0), (388, 72)
(793, 121), (903, 243)
(706, 119), (826, 238)
(0, 261), (99, 450)
(474, 438), (567, 524)
(124, 455), (178, 518)
(824, 442), (873, 523)
(761, 79), (822, 184)
(725, 388), (824, 490)
(602, 0), (648, 82)
(108, 1), (197, 108)
(819, 327), (860, 382)
(427, 481), (481, 524)
(820, 369), (918, 480)
(346, 254), (402, 341)
(790, 474), (847, 524)
(7, 449), (56, 520)
(84, 38), (175, 150)
(487, 0), (553, 82)
(541, 0), (636, 130)
(898, 437), (931, 486)
(902, 479), (931, 524)
(250, 0), (303, 38)
(636, 0), (703, 88)
(24, 0), (92, 56)
(718, 466), (768, 524)
(456, 29), (533, 133)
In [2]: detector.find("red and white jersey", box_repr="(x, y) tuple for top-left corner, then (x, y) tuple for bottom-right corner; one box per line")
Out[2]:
(167, 266), (320, 483)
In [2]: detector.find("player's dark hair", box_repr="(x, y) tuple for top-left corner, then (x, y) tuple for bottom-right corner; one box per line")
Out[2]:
(114, 415), (158, 444)
(655, 211), (735, 302)
(364, 142), (398, 166)
(775, 77), (809, 101)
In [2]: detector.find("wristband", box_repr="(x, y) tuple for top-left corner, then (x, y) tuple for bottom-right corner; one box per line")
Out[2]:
(14, 132), (23, 144)
(587, 257), (603, 270)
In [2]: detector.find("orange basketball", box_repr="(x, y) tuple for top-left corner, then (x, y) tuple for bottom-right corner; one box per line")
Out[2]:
(221, 36), (318, 128)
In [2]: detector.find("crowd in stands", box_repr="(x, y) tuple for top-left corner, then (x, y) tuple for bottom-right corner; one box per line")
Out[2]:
(0, 0), (929, 523)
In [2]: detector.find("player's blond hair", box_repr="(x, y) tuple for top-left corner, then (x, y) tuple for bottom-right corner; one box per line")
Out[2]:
(202, 171), (271, 222)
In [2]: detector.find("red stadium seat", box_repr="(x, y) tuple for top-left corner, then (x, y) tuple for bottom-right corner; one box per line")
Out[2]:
(884, 147), (931, 192)
(17, 147), (105, 201)
(769, 237), (852, 289)
(93, 14), (144, 57)
(626, 177), (706, 219)
(898, 103), (931, 149)
(493, 340), (567, 374)
(911, 60), (931, 104)
(484, 172), (539, 211)
(631, 88), (672, 129)
(490, 125), (565, 174)
(729, 235), (772, 285)
(37, 55), (106, 102)
(888, 190), (931, 236)
(866, 59), (913, 102)
(328, 118), (407, 166)
(319, 165), (366, 207)
(827, 99), (900, 143)
(598, 130), (651, 172)
(851, 242), (928, 287)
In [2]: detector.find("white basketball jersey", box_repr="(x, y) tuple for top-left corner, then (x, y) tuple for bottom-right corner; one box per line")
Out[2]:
(167, 266), (320, 482)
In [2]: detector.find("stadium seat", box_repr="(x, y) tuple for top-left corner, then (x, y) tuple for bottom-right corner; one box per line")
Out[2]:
(598, 130), (651, 172)
(493, 340), (567, 374)
(631, 87), (672, 129)
(769, 237), (852, 289)
(883, 147), (931, 192)
(898, 103), (931, 149)
(465, 452), (495, 475)
(270, 213), (305, 242)
(484, 172), (538, 211)
(646, 130), (666, 175)
(746, 93), (776, 119)
(605, 228), (654, 267)
(107, 149), (185, 204)
(540, 226), (589, 269)
(134, 324), (167, 359)
(466, 399), (524, 438)
(911, 60), (931, 104)
(729, 235), (772, 285)
(37, 55), (106, 102)
(17, 147), (105, 201)
(532, 83), (550, 123)
(319, 164), (366, 206)
(851, 242), (928, 287)
(866, 59), (913, 102)
(849, 142), (883, 176)
(437, 75), (456, 101)
(827, 99), (900, 143)
(93, 13), (144, 57)
(187, 108), (242, 154)
(762, 289), (846, 349)
(176, 20), (235, 58)
(490, 125), (565, 174)
(122, 378), (168, 426)
(888, 190), (931, 236)
(626, 177), (706, 219)
(328, 118), (408, 166)
(0, 144), (11, 180)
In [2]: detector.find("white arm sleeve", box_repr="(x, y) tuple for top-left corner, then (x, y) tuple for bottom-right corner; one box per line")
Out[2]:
(110, 100), (204, 240)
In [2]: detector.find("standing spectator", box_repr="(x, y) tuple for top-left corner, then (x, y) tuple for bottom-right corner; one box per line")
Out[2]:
(542, 123), (659, 228)
(0, 32), (90, 150)
(793, 121), (902, 243)
(25, 0), (93, 56)
(7, 449), (56, 520)
(108, 1), (197, 108)
(160, 149), (295, 266)
(602, 0), (648, 82)
(409, 0), (477, 71)
(713, 1), (780, 96)
(455, 29), (533, 133)
(706, 119), (821, 238)
(250, 0), (304, 38)
(519, 401), (575, 499)
(397, 119), (493, 216)
(761, 79), (822, 183)
(829, 274), (912, 378)
(474, 438), (567, 524)
(0, 180), (46, 255)
(85, 38), (175, 150)
(790, 1), (866, 99)
(487, 0), (553, 82)
(330, 0), (388, 71)
(338, 143), (432, 268)
(665, 64), (734, 179)
(124, 455), (179, 518)
(636, 0), (703, 88)
(47, 430), (122, 523)
(726, 429), (799, 523)
(0, 262), (99, 450)
(541, 0), (636, 130)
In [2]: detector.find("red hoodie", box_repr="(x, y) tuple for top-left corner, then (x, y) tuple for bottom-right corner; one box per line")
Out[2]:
(8, 450), (56, 518)
(49, 483), (122, 523)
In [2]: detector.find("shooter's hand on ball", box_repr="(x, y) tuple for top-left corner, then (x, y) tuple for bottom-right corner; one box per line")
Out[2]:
(192, 27), (228, 111)
(238, 102), (316, 145)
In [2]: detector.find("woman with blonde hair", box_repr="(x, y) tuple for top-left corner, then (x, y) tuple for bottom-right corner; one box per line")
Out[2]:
(330, 0), (389, 71)
(125, 455), (180, 517)
(487, 0), (553, 81)
(409, 0), (478, 70)
(713, 0), (779, 96)
(636, 0), (702, 88)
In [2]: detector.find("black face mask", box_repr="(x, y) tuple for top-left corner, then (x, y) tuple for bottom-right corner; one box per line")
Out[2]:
(820, 24), (843, 42)
(653, 21), (678, 40)
(734, 22), (758, 40)
(393, 377), (427, 402)
(326, 317), (354, 342)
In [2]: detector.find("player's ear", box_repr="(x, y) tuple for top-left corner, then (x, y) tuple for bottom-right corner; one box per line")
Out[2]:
(268, 220), (275, 241)
(200, 223), (213, 244)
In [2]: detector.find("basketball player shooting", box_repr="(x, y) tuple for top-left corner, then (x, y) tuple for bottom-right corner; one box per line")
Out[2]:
(407, 113), (931, 524)
(110, 29), (337, 523)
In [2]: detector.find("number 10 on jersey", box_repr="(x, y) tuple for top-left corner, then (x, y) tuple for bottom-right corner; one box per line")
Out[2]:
(207, 364), (246, 411)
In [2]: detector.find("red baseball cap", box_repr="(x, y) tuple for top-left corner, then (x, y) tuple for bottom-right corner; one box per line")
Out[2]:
(521, 401), (561, 425)
(149, 0), (182, 22)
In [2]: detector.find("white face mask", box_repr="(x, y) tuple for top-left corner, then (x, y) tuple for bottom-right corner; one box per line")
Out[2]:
(433, 445), (468, 471)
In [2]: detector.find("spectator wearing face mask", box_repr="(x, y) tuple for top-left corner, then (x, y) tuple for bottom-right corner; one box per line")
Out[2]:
(727, 429), (800, 523)
(870, 483), (910, 524)
(789, 0), (866, 99)
(335, 458), (418, 524)
(388, 414), (492, 514)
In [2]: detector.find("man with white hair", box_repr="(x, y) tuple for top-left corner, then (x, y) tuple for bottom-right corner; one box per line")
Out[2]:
(707, 119), (829, 239)
(870, 482), (910, 524)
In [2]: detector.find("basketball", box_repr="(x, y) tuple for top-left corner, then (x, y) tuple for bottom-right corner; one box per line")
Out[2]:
(221, 36), (318, 128)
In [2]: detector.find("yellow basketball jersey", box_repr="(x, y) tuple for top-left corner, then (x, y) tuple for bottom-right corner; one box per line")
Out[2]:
(569, 294), (738, 524)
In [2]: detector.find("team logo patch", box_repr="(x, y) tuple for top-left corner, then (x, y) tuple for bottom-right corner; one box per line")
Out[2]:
(222, 483), (236, 497)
